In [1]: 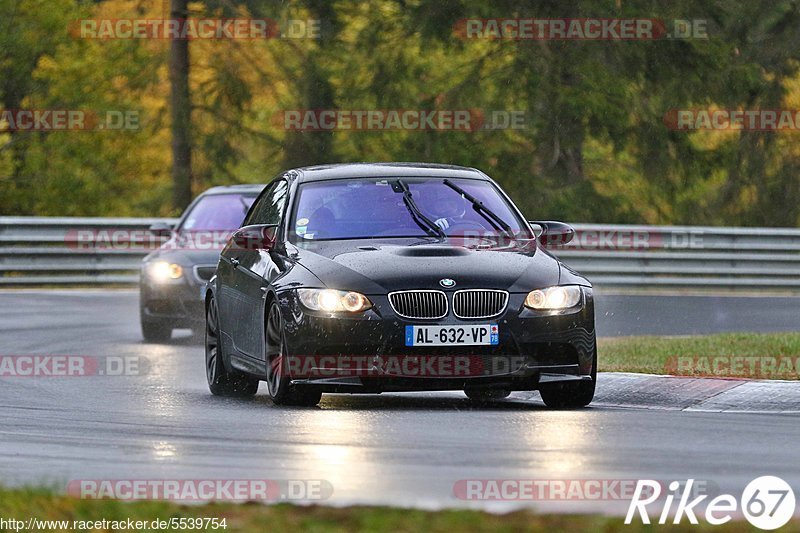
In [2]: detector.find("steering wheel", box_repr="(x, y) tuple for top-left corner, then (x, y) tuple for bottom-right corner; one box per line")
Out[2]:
(445, 219), (488, 233)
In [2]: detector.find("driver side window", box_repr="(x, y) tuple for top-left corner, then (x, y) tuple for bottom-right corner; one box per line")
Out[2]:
(245, 180), (289, 226)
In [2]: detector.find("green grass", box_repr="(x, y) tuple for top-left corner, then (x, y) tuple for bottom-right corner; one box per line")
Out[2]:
(0, 487), (789, 532)
(599, 332), (800, 378)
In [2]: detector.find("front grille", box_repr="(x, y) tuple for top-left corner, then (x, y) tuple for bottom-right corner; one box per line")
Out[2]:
(388, 290), (447, 319)
(453, 289), (508, 319)
(194, 265), (217, 283)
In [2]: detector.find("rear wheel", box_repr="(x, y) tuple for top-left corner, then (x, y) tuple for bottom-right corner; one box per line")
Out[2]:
(464, 389), (511, 403)
(265, 302), (322, 407)
(538, 349), (596, 408)
(205, 296), (259, 397)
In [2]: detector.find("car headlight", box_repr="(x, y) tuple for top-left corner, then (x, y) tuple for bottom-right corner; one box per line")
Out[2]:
(297, 289), (372, 313)
(147, 261), (183, 282)
(525, 285), (581, 310)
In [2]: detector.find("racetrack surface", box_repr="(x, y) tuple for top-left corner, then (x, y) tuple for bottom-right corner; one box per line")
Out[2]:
(595, 291), (800, 337)
(1, 289), (799, 514)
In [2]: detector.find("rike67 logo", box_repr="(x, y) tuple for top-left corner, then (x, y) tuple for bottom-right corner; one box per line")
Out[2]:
(626, 476), (795, 530)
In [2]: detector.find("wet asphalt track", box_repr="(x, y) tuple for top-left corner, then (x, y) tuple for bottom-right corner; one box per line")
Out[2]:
(0, 289), (799, 514)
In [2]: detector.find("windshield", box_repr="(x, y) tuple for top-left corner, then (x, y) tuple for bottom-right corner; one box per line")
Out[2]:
(291, 178), (530, 241)
(179, 194), (257, 232)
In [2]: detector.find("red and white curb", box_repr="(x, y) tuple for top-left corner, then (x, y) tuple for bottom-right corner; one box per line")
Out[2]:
(588, 372), (800, 413)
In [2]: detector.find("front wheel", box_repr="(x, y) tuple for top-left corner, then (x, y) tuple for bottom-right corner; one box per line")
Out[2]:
(538, 349), (596, 408)
(141, 314), (172, 342)
(205, 296), (259, 397)
(265, 302), (322, 407)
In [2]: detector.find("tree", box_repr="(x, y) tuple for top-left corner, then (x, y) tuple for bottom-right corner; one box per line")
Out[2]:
(0, 0), (83, 214)
(169, 0), (192, 211)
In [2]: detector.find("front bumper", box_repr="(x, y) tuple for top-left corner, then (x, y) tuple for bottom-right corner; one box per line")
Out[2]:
(139, 265), (214, 327)
(278, 287), (596, 393)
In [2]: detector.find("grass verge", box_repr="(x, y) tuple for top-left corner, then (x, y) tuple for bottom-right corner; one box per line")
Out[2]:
(0, 487), (788, 532)
(599, 332), (800, 378)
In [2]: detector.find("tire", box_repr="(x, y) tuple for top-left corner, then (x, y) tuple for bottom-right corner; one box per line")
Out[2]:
(464, 389), (511, 403)
(205, 296), (259, 397)
(538, 349), (597, 408)
(140, 313), (172, 342)
(265, 301), (322, 407)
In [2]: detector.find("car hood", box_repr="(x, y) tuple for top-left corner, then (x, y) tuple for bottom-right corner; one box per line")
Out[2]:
(290, 237), (585, 294)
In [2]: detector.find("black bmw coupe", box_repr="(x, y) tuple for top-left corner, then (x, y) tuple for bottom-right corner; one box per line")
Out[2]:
(204, 163), (596, 407)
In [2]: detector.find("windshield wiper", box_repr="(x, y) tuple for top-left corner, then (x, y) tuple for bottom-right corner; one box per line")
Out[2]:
(442, 179), (515, 239)
(395, 180), (446, 239)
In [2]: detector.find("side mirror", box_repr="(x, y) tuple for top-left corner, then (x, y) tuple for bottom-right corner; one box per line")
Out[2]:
(148, 222), (174, 237)
(529, 220), (575, 246)
(231, 224), (279, 251)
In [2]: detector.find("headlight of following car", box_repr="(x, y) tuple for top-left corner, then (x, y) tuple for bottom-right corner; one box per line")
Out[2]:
(525, 285), (581, 310)
(147, 261), (183, 282)
(297, 289), (372, 313)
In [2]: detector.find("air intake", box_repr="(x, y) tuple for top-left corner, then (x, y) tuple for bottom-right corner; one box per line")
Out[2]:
(388, 290), (448, 319)
(452, 289), (508, 319)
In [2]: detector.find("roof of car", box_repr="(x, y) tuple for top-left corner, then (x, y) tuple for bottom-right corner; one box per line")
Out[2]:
(201, 184), (267, 195)
(293, 163), (488, 183)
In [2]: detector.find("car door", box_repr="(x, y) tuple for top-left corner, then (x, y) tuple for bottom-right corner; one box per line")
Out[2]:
(217, 184), (275, 341)
(227, 179), (289, 359)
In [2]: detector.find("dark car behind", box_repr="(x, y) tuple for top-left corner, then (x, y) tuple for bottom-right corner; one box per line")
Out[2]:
(139, 184), (265, 341)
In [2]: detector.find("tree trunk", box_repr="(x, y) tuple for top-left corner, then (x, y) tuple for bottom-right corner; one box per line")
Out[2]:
(281, 1), (337, 169)
(169, 0), (192, 211)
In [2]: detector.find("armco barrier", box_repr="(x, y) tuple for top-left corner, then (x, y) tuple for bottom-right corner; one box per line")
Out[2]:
(0, 217), (798, 290)
(0, 217), (178, 285)
(550, 223), (800, 289)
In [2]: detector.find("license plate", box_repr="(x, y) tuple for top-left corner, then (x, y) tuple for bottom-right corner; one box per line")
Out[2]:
(405, 324), (499, 346)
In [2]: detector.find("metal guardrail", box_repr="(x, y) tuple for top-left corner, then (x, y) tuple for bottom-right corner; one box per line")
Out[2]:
(0, 217), (798, 290)
(551, 224), (800, 289)
(0, 217), (178, 285)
